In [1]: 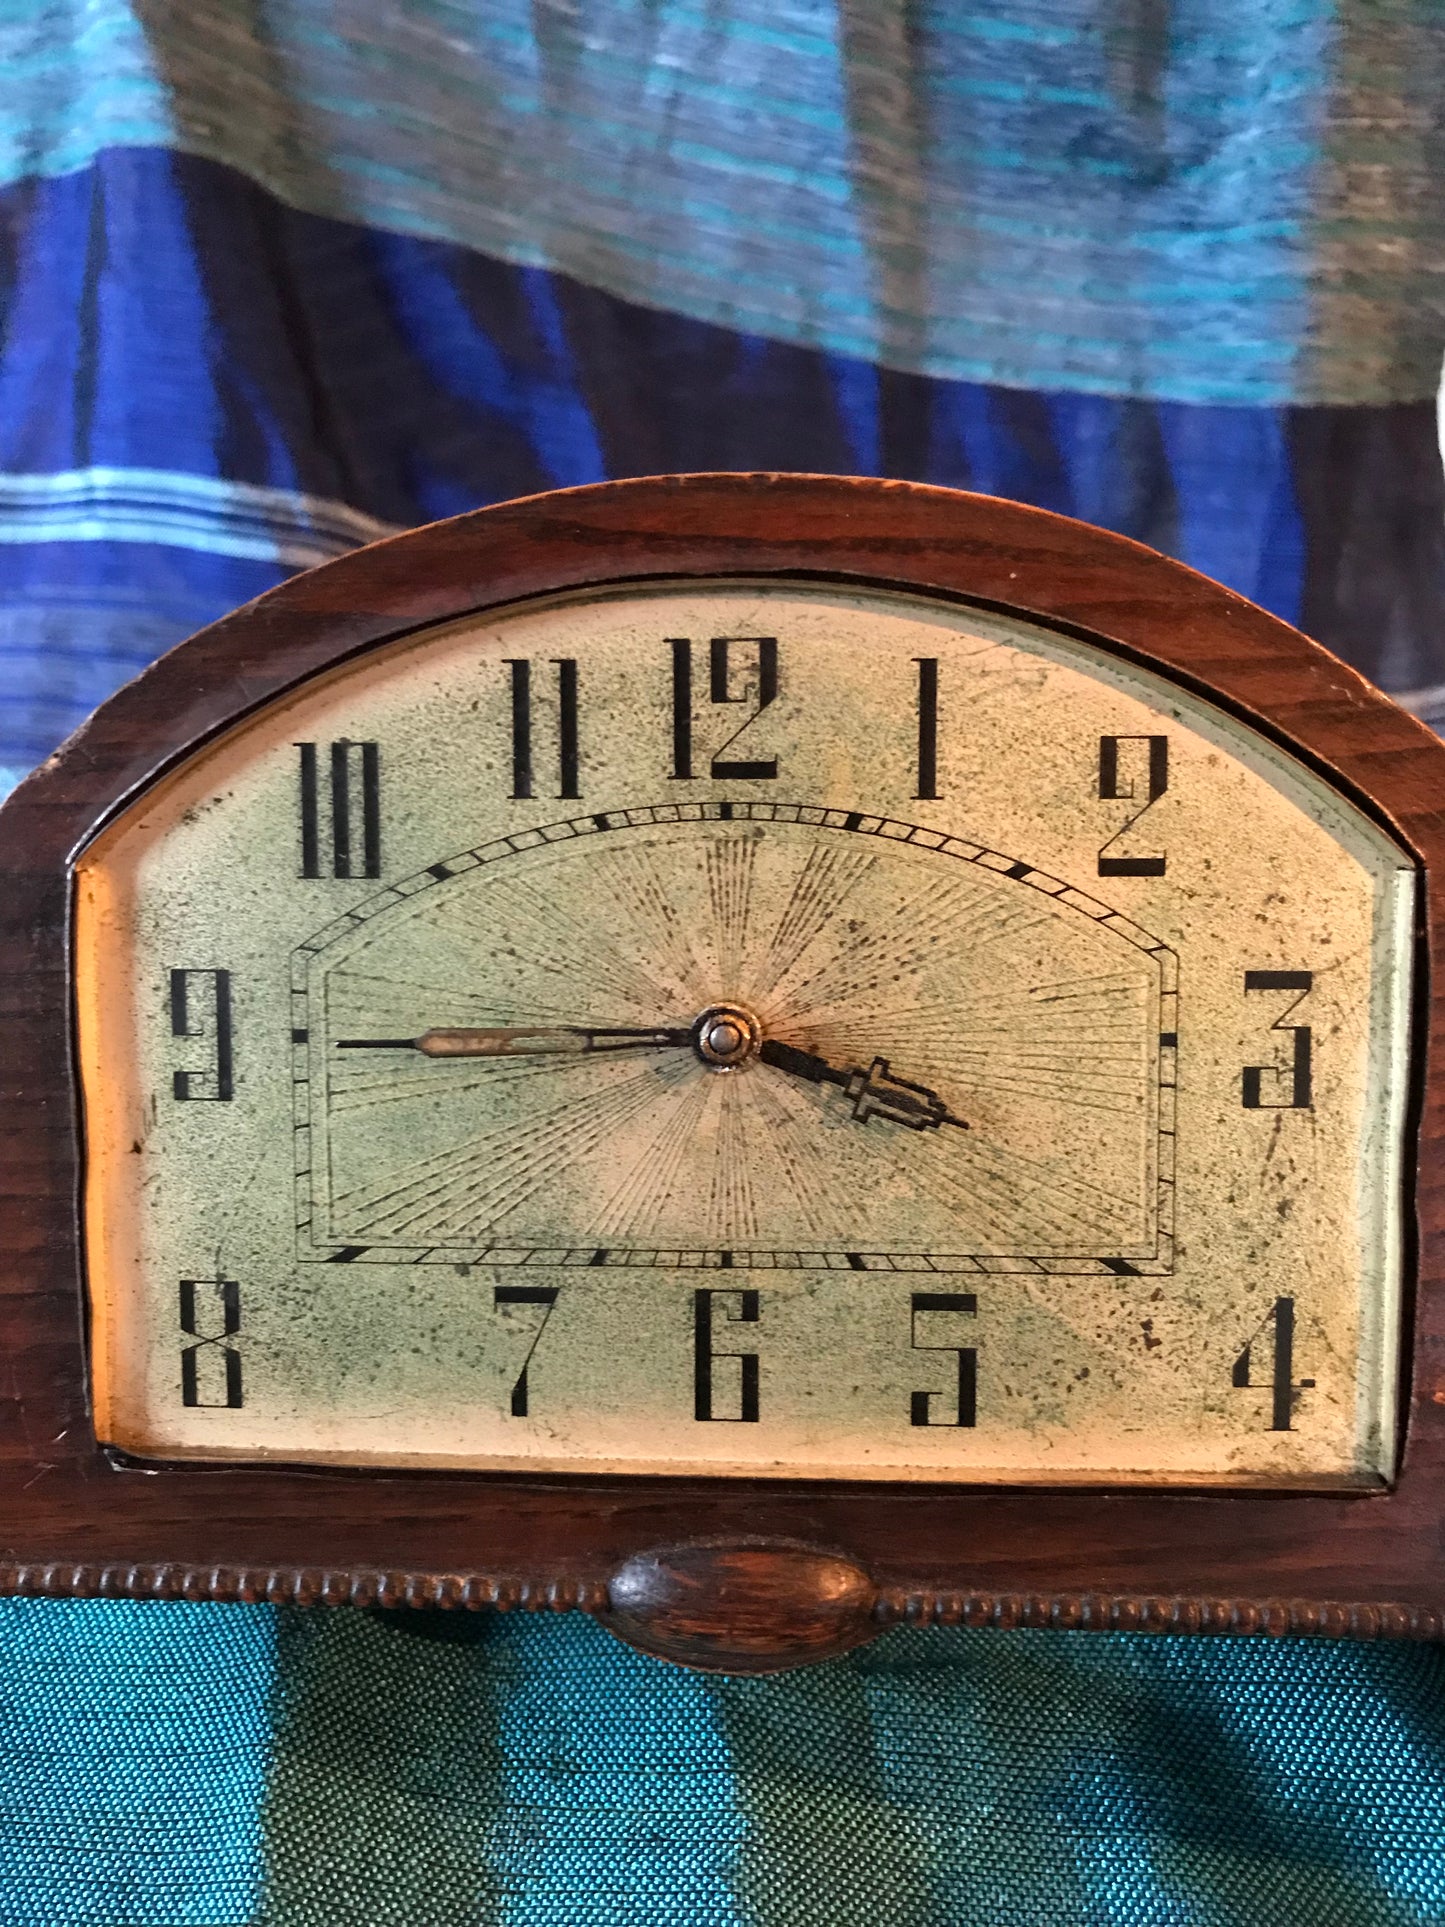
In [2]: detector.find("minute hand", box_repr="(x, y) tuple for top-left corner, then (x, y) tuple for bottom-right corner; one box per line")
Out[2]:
(336, 1026), (692, 1057)
(757, 1040), (968, 1132)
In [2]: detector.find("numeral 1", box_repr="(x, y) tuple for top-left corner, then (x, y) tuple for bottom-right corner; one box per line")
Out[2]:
(179, 1278), (243, 1408)
(1097, 734), (1168, 876)
(694, 1287), (760, 1421)
(1232, 1296), (1314, 1430)
(493, 1284), (559, 1416)
(506, 659), (579, 799)
(669, 638), (779, 781)
(169, 968), (232, 1101)
(1241, 970), (1314, 1109)
(914, 658), (939, 800)
(909, 1291), (977, 1426)
(297, 740), (381, 878)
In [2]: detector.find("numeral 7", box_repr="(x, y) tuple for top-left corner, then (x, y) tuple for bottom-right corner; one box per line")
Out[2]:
(494, 1284), (559, 1416)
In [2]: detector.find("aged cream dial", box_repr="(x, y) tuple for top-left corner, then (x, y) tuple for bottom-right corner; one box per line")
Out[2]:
(75, 581), (1414, 1484)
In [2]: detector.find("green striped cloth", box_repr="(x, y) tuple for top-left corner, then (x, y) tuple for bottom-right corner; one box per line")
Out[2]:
(4, 1600), (1445, 1924)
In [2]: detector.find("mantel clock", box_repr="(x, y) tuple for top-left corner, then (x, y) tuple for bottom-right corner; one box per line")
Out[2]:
(2, 475), (1442, 1672)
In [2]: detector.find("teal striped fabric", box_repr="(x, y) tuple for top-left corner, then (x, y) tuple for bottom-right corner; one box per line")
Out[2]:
(8, 1603), (1445, 1924)
(1, 1), (1442, 403)
(0, 1601), (272, 1925)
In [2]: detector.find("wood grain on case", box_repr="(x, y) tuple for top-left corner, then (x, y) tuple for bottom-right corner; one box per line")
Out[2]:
(2, 473), (1444, 1673)
(607, 1542), (877, 1673)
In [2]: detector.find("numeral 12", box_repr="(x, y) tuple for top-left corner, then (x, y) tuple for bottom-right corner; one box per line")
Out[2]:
(670, 638), (779, 781)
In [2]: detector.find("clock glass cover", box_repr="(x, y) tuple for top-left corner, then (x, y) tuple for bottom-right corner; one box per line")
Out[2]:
(75, 581), (1415, 1486)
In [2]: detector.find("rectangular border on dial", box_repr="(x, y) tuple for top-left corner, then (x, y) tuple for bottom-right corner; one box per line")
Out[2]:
(289, 799), (1179, 1278)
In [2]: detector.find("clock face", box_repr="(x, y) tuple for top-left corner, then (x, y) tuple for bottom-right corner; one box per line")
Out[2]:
(74, 580), (1414, 1486)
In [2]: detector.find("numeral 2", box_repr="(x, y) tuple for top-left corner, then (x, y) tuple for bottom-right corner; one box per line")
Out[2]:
(1097, 734), (1168, 876)
(1241, 971), (1314, 1109)
(297, 740), (381, 878)
(494, 1284), (559, 1416)
(670, 638), (779, 781)
(910, 1291), (977, 1426)
(506, 658), (579, 800)
(179, 1278), (243, 1408)
(169, 968), (232, 1101)
(1232, 1296), (1314, 1430)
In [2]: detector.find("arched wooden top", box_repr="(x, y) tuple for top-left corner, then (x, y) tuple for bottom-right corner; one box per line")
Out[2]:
(14, 473), (1445, 852)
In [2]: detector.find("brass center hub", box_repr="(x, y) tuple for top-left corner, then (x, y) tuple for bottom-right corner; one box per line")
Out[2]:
(693, 1002), (762, 1070)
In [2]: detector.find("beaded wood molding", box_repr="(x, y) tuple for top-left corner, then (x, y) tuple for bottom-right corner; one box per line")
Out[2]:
(0, 1551), (1439, 1671)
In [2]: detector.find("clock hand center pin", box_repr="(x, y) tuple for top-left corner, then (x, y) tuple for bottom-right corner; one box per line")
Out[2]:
(690, 1002), (762, 1069)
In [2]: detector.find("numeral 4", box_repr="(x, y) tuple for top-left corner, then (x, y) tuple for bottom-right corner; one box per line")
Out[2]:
(1232, 1296), (1314, 1430)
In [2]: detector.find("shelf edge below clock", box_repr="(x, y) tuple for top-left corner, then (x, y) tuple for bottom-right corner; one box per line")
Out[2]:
(2, 472), (1443, 1675)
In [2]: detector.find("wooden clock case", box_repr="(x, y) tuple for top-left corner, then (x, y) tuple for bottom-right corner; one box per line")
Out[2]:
(2, 473), (1443, 1674)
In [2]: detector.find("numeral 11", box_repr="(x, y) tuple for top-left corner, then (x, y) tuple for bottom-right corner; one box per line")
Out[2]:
(507, 659), (579, 799)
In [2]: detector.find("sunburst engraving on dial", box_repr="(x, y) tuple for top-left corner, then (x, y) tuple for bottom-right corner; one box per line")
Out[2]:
(295, 802), (1177, 1274)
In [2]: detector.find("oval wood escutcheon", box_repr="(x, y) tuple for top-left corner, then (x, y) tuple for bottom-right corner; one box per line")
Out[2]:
(604, 1539), (879, 1672)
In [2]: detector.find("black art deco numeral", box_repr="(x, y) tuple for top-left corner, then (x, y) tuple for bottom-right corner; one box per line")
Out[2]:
(1097, 734), (1168, 876)
(1232, 1296), (1314, 1430)
(670, 637), (779, 781)
(179, 1278), (243, 1408)
(169, 968), (233, 1101)
(694, 1287), (760, 1422)
(1241, 970), (1314, 1109)
(297, 740), (381, 878)
(494, 1284), (559, 1416)
(913, 657), (939, 800)
(506, 658), (579, 800)
(909, 1291), (978, 1427)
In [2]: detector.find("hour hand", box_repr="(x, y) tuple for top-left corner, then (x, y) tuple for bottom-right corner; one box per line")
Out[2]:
(336, 1026), (692, 1057)
(757, 1041), (968, 1131)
